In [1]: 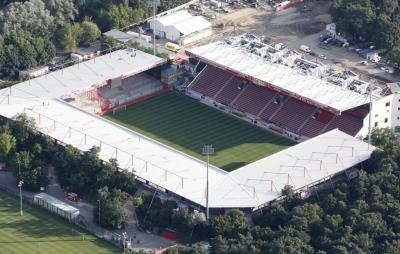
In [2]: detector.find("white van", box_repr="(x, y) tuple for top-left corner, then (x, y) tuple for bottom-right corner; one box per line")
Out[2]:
(300, 45), (311, 53)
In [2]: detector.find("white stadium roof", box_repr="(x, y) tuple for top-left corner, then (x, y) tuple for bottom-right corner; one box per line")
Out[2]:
(0, 99), (375, 209)
(186, 41), (371, 113)
(0, 49), (166, 105)
(156, 10), (211, 36)
(0, 49), (375, 210)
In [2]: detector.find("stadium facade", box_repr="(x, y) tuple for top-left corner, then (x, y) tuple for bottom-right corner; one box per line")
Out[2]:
(0, 36), (391, 212)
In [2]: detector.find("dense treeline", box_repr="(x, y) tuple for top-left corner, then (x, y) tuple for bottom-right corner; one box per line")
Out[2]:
(0, 0), (188, 78)
(0, 114), (54, 191)
(330, 0), (400, 70)
(137, 128), (400, 253)
(52, 145), (136, 228)
(0, 0), (100, 78)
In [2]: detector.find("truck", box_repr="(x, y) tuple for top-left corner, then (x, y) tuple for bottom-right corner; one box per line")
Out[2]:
(165, 42), (181, 52)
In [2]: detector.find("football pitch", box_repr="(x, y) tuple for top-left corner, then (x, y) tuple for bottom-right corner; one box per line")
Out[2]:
(0, 191), (119, 254)
(105, 92), (295, 171)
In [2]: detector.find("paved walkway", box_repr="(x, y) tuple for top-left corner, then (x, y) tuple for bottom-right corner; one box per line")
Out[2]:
(0, 168), (173, 251)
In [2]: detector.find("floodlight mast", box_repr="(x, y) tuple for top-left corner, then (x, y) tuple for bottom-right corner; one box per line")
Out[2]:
(152, 0), (160, 56)
(203, 145), (214, 219)
(17, 157), (23, 216)
(18, 180), (24, 216)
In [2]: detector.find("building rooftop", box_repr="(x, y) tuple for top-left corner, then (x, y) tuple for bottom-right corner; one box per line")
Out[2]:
(156, 10), (211, 36)
(186, 35), (383, 113)
(0, 98), (375, 209)
(34, 193), (79, 215)
(0, 49), (166, 105)
(103, 29), (137, 43)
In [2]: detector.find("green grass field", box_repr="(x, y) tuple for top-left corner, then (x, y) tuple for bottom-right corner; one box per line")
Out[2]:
(0, 191), (119, 254)
(105, 92), (295, 171)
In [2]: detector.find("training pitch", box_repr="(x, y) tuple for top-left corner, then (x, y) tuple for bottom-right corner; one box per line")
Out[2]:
(105, 92), (295, 171)
(0, 191), (119, 254)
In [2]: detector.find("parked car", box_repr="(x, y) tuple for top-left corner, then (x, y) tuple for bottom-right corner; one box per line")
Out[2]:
(165, 42), (181, 53)
(319, 54), (327, 60)
(66, 192), (79, 202)
(324, 38), (334, 44)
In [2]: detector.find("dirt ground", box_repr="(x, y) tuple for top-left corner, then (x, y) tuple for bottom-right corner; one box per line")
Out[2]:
(182, 0), (398, 83)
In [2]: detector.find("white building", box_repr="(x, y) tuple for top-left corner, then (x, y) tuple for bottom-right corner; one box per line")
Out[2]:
(150, 10), (212, 45)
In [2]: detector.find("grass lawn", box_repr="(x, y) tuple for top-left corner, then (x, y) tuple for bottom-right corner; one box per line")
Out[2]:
(0, 191), (119, 254)
(105, 92), (295, 171)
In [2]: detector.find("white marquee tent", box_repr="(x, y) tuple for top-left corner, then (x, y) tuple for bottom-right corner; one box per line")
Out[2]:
(150, 10), (212, 45)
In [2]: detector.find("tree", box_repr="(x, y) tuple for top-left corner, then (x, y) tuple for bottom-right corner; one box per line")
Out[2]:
(133, 194), (144, 208)
(0, 0), (55, 38)
(164, 247), (181, 254)
(207, 209), (248, 238)
(96, 186), (128, 228)
(14, 37), (37, 71)
(10, 113), (36, 147)
(291, 203), (324, 232)
(8, 150), (48, 191)
(0, 126), (16, 161)
(2, 43), (20, 77)
(102, 36), (118, 50)
(2, 35), (38, 75)
(55, 23), (81, 52)
(387, 45), (400, 72)
(10, 151), (32, 179)
(42, 0), (77, 24)
(268, 234), (314, 254)
(78, 19), (101, 46)
(20, 164), (49, 191)
(330, 0), (375, 42)
(30, 37), (56, 65)
(158, 0), (190, 13)
(96, 3), (134, 31)
(0, 36), (4, 73)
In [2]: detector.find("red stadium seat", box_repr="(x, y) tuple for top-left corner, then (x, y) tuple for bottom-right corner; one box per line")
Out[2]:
(189, 64), (367, 138)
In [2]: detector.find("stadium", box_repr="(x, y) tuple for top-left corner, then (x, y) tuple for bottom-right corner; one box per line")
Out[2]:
(1, 34), (395, 213)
